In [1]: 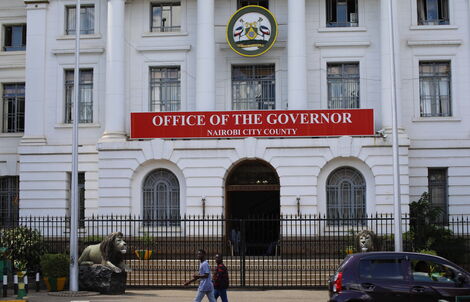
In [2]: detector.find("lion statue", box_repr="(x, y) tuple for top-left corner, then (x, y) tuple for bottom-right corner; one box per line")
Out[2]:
(78, 232), (131, 273)
(357, 229), (377, 252)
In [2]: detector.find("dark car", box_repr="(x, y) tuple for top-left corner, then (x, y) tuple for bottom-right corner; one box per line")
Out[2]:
(328, 252), (470, 302)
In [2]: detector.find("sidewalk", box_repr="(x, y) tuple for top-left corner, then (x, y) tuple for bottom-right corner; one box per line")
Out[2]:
(2, 289), (328, 302)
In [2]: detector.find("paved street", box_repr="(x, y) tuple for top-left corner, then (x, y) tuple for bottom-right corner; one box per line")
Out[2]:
(1, 289), (328, 302)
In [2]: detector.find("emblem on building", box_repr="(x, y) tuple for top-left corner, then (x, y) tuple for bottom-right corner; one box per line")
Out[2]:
(226, 5), (278, 57)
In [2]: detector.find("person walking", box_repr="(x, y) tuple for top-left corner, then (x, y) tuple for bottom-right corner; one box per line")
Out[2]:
(184, 249), (216, 302)
(212, 254), (229, 302)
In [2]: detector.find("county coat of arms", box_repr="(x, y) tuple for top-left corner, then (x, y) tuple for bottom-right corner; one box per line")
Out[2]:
(226, 5), (278, 57)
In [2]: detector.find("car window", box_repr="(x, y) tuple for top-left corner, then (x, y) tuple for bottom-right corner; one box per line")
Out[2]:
(359, 258), (405, 280)
(410, 259), (459, 284)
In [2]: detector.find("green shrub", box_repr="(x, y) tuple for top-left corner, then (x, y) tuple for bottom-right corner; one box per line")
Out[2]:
(40, 254), (69, 278)
(0, 226), (46, 272)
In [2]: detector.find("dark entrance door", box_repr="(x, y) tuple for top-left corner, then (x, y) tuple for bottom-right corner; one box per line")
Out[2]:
(225, 160), (280, 256)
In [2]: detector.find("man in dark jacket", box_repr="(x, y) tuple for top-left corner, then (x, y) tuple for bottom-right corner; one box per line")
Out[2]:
(212, 254), (229, 302)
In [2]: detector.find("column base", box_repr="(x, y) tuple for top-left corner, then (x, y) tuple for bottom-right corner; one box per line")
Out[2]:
(20, 136), (47, 145)
(99, 131), (127, 143)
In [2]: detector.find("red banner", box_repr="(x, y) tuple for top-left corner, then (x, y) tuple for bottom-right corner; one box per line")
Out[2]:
(130, 109), (374, 139)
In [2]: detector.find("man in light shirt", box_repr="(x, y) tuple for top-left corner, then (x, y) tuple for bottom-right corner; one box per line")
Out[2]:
(184, 249), (216, 302)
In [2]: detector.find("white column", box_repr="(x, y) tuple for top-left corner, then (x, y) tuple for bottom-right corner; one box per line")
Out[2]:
(102, 0), (126, 141)
(22, 1), (49, 145)
(288, 0), (307, 110)
(196, 0), (215, 111)
(380, 0), (400, 130)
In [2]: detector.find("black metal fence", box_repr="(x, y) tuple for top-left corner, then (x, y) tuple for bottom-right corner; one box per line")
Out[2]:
(1, 214), (470, 288)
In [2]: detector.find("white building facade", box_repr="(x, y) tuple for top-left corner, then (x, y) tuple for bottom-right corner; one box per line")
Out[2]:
(1, 0), (469, 223)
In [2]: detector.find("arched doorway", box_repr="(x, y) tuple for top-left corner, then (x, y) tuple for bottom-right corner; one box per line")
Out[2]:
(225, 160), (280, 256)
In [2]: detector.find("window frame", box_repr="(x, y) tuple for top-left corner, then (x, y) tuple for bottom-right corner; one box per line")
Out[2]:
(327, 62), (360, 109)
(65, 4), (95, 35)
(237, 0), (269, 9)
(428, 167), (448, 223)
(142, 168), (181, 227)
(417, 0), (449, 26)
(326, 166), (366, 225)
(3, 24), (26, 52)
(67, 172), (86, 228)
(2, 83), (25, 133)
(326, 0), (358, 28)
(64, 68), (94, 124)
(419, 61), (452, 118)
(149, 66), (181, 112)
(150, 2), (182, 33)
(0, 176), (19, 228)
(231, 64), (276, 111)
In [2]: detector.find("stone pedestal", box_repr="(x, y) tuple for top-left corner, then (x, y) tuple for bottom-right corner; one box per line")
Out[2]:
(79, 265), (126, 294)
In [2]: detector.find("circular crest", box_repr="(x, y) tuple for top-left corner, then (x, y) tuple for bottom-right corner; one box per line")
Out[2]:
(226, 5), (278, 57)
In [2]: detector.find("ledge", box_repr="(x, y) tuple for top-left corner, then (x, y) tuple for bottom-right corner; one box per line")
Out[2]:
(412, 117), (461, 123)
(141, 31), (189, 38)
(54, 123), (101, 129)
(317, 27), (367, 33)
(218, 40), (286, 50)
(56, 34), (102, 40)
(135, 45), (191, 52)
(0, 51), (26, 56)
(52, 48), (105, 55)
(409, 25), (458, 31)
(407, 40), (462, 47)
(314, 41), (370, 48)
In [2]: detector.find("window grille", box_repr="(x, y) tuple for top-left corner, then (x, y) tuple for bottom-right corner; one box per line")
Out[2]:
(238, 0), (269, 9)
(143, 169), (180, 226)
(65, 69), (93, 123)
(326, 0), (358, 27)
(0, 176), (19, 227)
(3, 24), (26, 51)
(150, 3), (181, 32)
(2, 83), (25, 133)
(428, 168), (448, 223)
(232, 65), (275, 110)
(417, 0), (449, 25)
(327, 167), (366, 224)
(150, 67), (181, 112)
(327, 63), (360, 109)
(419, 61), (451, 117)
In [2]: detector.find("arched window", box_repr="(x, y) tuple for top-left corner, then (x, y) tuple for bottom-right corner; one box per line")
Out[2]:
(143, 169), (180, 226)
(327, 167), (366, 223)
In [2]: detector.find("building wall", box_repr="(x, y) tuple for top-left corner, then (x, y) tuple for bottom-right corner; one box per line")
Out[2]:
(0, 0), (468, 218)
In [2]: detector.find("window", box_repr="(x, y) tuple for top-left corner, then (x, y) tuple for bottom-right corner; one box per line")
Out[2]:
(326, 0), (358, 27)
(150, 67), (181, 112)
(2, 83), (25, 133)
(64, 69), (93, 124)
(410, 258), (458, 284)
(66, 5), (94, 35)
(67, 172), (85, 228)
(428, 168), (448, 223)
(143, 169), (180, 226)
(3, 24), (26, 51)
(0, 176), (19, 228)
(327, 167), (366, 224)
(359, 259), (405, 280)
(232, 64), (275, 110)
(238, 0), (269, 9)
(327, 63), (360, 109)
(150, 2), (181, 32)
(419, 61), (451, 117)
(417, 0), (449, 25)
